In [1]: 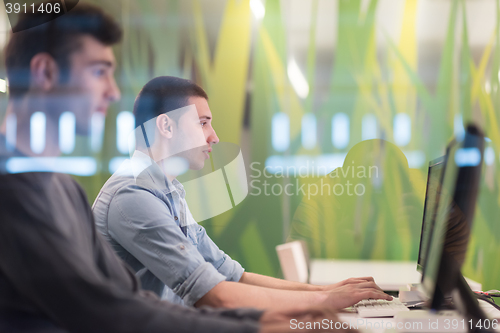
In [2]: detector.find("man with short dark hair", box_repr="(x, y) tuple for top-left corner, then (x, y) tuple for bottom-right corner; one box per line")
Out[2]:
(0, 3), (350, 333)
(93, 75), (392, 310)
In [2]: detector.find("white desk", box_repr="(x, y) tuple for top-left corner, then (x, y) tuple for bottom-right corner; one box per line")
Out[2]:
(309, 259), (483, 291)
(310, 259), (422, 291)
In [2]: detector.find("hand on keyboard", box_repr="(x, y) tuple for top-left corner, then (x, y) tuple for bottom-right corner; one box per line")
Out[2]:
(322, 281), (393, 309)
(323, 276), (384, 292)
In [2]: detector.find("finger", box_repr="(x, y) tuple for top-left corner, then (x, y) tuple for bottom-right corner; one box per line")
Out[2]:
(357, 290), (393, 301)
(342, 277), (374, 285)
(353, 276), (374, 282)
(329, 277), (376, 290)
(343, 277), (381, 289)
(350, 281), (385, 292)
(363, 280), (383, 291)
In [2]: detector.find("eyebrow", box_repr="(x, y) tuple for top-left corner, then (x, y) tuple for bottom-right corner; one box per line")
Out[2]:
(199, 116), (212, 120)
(87, 60), (115, 68)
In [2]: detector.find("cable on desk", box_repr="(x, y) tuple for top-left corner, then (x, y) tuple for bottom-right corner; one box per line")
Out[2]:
(475, 290), (500, 297)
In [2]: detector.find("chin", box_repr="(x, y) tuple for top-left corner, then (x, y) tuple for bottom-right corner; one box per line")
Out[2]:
(190, 159), (206, 171)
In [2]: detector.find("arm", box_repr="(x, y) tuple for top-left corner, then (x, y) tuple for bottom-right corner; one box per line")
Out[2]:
(195, 278), (391, 310)
(240, 272), (324, 291)
(195, 280), (324, 309)
(109, 180), (390, 311)
(240, 272), (378, 292)
(108, 183), (229, 306)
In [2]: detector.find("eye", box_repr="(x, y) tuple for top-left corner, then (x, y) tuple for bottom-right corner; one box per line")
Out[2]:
(200, 121), (207, 127)
(92, 68), (106, 77)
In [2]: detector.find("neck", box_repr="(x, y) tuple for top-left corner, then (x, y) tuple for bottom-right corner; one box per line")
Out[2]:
(145, 143), (181, 182)
(138, 146), (177, 183)
(158, 158), (177, 183)
(0, 97), (61, 157)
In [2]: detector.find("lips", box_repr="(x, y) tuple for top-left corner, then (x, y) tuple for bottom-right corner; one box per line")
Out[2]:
(202, 146), (211, 159)
(96, 105), (109, 114)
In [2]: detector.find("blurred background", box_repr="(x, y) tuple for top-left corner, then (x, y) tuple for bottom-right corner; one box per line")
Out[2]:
(0, 0), (499, 292)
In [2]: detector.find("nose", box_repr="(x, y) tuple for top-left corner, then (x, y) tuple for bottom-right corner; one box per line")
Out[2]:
(106, 76), (121, 102)
(207, 127), (219, 146)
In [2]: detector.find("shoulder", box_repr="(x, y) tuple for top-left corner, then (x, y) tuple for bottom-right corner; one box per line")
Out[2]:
(96, 166), (155, 211)
(107, 175), (172, 221)
(0, 172), (78, 196)
(0, 172), (91, 228)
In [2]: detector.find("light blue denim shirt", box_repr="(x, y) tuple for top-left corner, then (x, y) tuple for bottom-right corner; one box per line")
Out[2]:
(92, 151), (244, 306)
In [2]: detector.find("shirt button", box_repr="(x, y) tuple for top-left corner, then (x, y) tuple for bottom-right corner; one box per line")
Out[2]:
(174, 216), (178, 220)
(179, 244), (185, 250)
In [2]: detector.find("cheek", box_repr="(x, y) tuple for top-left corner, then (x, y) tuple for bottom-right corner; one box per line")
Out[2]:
(190, 124), (206, 143)
(79, 73), (105, 95)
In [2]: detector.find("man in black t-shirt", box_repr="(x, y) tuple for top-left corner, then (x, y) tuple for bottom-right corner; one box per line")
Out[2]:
(0, 2), (354, 333)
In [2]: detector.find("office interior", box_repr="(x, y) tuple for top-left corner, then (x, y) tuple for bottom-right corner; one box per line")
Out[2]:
(0, 0), (499, 307)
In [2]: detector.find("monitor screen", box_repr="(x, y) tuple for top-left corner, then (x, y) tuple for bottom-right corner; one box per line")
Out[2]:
(420, 125), (484, 310)
(417, 156), (445, 273)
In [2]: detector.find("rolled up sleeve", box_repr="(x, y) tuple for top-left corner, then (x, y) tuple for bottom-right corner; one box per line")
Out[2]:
(217, 254), (244, 281)
(196, 225), (245, 282)
(174, 262), (225, 306)
(108, 185), (226, 306)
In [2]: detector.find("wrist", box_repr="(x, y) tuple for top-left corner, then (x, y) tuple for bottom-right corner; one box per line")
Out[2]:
(312, 284), (327, 292)
(315, 290), (329, 305)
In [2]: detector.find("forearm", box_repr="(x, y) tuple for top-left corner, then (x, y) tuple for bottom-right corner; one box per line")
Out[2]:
(195, 281), (326, 310)
(240, 272), (325, 291)
(197, 306), (264, 322)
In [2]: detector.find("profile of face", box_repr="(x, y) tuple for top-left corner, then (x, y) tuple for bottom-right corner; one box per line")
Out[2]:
(52, 35), (120, 134)
(170, 96), (219, 170)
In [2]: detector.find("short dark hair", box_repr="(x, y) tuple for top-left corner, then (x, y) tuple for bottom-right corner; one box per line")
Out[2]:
(133, 76), (208, 149)
(133, 76), (208, 126)
(5, 1), (122, 98)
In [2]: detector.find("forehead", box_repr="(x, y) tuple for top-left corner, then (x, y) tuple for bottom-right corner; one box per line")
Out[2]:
(69, 35), (116, 66)
(187, 96), (212, 118)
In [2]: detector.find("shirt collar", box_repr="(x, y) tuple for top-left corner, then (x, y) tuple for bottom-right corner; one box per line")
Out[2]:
(131, 150), (185, 198)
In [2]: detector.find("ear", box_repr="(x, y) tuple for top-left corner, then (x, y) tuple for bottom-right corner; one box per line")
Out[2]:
(30, 53), (60, 92)
(156, 114), (174, 139)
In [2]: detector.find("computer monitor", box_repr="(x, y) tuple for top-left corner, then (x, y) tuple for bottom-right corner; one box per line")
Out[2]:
(420, 124), (485, 311)
(417, 156), (445, 274)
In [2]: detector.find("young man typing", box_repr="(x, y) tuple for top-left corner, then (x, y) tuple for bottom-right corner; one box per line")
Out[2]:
(92, 76), (392, 310)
